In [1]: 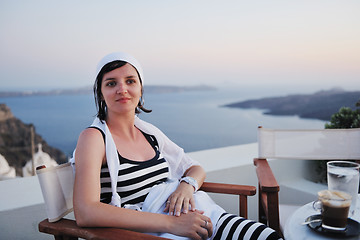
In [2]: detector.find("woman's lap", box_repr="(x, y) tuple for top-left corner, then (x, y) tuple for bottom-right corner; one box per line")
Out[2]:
(213, 213), (282, 240)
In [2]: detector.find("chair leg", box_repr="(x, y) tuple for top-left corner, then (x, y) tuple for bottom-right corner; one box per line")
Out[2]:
(239, 195), (248, 218)
(267, 192), (280, 236)
(258, 185), (267, 224)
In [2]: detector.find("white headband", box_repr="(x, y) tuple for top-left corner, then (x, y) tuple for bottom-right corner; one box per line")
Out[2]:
(96, 52), (144, 84)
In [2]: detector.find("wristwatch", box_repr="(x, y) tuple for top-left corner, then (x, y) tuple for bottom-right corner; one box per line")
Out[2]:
(180, 176), (199, 192)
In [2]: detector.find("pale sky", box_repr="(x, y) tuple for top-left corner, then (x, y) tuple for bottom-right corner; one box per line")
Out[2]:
(1, 0), (360, 91)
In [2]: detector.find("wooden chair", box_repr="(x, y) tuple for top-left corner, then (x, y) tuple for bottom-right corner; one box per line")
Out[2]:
(254, 126), (360, 239)
(38, 181), (256, 240)
(253, 158), (281, 238)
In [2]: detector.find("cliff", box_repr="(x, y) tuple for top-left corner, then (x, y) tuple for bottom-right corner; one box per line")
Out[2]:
(0, 104), (67, 176)
(223, 88), (360, 121)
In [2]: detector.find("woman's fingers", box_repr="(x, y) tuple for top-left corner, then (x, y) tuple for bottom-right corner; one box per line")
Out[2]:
(197, 226), (209, 240)
(182, 197), (190, 214)
(169, 210), (212, 240)
(189, 196), (196, 211)
(202, 217), (213, 237)
(168, 197), (176, 215)
(174, 197), (183, 216)
(174, 197), (193, 216)
(163, 199), (170, 213)
(164, 196), (188, 216)
(167, 196), (182, 216)
(197, 216), (213, 239)
(163, 183), (197, 216)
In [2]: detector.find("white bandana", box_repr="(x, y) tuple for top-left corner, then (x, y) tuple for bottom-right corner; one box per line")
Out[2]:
(96, 52), (144, 83)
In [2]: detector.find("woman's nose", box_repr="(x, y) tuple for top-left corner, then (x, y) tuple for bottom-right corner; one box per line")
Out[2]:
(116, 84), (127, 94)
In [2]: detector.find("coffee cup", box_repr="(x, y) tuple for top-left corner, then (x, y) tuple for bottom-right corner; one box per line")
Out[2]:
(313, 189), (352, 231)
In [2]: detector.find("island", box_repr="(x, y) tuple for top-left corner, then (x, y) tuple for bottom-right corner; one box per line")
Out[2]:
(223, 88), (360, 121)
(0, 84), (217, 97)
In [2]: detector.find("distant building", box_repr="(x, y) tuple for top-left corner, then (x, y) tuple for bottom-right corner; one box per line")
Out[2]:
(22, 143), (58, 177)
(0, 154), (16, 180)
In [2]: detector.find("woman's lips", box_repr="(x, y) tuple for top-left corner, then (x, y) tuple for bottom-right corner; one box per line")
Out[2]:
(116, 97), (131, 102)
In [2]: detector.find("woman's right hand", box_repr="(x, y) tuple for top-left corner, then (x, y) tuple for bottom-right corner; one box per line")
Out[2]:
(170, 210), (213, 240)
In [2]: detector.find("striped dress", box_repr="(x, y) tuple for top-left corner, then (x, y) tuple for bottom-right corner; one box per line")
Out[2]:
(94, 127), (282, 240)
(99, 130), (169, 206)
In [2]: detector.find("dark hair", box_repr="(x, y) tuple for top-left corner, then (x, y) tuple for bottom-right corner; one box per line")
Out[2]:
(94, 60), (152, 121)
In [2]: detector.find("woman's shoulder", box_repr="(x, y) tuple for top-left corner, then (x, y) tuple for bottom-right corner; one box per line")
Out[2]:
(74, 126), (106, 166)
(87, 126), (105, 140)
(79, 118), (106, 139)
(78, 127), (105, 144)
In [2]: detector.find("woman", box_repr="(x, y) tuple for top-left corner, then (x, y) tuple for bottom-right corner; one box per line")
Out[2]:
(73, 52), (282, 240)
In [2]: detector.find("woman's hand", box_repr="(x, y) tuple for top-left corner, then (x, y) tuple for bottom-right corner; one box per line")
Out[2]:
(170, 210), (213, 240)
(164, 181), (196, 216)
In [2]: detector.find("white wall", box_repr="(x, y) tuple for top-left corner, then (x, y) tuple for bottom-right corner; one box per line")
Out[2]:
(0, 143), (325, 239)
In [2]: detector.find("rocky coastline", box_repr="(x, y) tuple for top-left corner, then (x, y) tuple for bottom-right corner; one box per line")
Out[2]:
(223, 88), (360, 121)
(0, 104), (67, 178)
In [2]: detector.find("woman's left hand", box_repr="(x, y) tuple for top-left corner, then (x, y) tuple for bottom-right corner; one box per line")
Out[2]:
(164, 181), (196, 216)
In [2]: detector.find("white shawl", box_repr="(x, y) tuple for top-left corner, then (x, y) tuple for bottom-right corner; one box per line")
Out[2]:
(71, 116), (225, 239)
(72, 116), (201, 207)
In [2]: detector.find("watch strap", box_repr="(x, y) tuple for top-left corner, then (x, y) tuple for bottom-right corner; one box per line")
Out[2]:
(180, 176), (199, 192)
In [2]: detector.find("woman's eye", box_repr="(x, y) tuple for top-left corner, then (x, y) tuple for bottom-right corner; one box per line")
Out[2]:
(126, 79), (136, 84)
(106, 81), (116, 87)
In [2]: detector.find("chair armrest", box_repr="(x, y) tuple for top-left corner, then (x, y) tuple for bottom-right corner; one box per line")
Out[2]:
(200, 182), (256, 196)
(39, 218), (171, 240)
(200, 181), (256, 218)
(253, 158), (279, 192)
(38, 183), (257, 239)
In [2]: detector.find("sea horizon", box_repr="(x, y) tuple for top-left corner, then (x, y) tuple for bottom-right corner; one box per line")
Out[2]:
(0, 85), (328, 157)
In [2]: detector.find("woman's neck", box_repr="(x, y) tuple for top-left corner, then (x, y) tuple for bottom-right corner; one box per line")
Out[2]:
(105, 112), (137, 140)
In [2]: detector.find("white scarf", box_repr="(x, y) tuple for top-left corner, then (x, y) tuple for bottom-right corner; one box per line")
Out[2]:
(71, 117), (225, 239)
(71, 116), (201, 207)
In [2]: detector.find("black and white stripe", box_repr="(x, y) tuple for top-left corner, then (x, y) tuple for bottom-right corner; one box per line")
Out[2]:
(213, 213), (282, 240)
(100, 131), (169, 206)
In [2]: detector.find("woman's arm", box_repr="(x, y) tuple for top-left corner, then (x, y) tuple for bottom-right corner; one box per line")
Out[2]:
(164, 165), (206, 217)
(183, 165), (206, 190)
(73, 128), (169, 230)
(73, 128), (211, 239)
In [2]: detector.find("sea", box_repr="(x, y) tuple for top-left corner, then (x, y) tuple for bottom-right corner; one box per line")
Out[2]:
(0, 86), (327, 157)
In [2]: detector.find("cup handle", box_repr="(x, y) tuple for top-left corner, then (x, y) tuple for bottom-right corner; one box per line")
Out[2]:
(313, 200), (322, 212)
(349, 209), (355, 217)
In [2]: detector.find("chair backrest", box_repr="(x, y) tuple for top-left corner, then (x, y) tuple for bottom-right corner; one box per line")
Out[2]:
(36, 162), (74, 222)
(254, 127), (360, 238)
(258, 127), (360, 160)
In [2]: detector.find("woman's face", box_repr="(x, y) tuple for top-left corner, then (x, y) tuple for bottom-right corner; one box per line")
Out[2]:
(101, 63), (142, 116)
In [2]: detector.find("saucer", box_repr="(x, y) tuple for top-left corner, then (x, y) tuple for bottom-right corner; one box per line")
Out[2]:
(305, 214), (360, 237)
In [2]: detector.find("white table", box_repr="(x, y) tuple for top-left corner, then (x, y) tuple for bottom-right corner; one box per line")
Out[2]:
(284, 195), (360, 240)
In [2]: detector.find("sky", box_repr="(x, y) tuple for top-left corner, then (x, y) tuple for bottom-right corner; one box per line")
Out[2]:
(0, 0), (360, 92)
